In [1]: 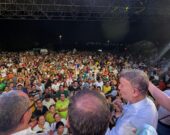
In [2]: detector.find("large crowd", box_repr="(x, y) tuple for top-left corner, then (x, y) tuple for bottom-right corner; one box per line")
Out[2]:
(0, 50), (170, 135)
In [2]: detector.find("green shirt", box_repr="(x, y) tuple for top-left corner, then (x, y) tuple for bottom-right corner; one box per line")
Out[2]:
(55, 98), (69, 119)
(0, 83), (6, 91)
(45, 111), (55, 124)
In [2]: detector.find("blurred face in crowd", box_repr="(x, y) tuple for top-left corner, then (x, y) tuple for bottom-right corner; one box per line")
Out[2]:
(17, 85), (23, 90)
(59, 85), (64, 91)
(18, 78), (23, 83)
(105, 81), (110, 86)
(32, 85), (36, 91)
(29, 95), (34, 101)
(54, 80), (57, 84)
(38, 115), (45, 125)
(60, 94), (65, 101)
(44, 88), (49, 94)
(54, 114), (61, 122)
(73, 81), (78, 87)
(9, 82), (14, 89)
(118, 77), (134, 103)
(36, 100), (43, 108)
(37, 81), (41, 86)
(107, 96), (112, 104)
(96, 86), (101, 92)
(49, 105), (55, 113)
(48, 86), (52, 91)
(57, 125), (64, 135)
(4, 86), (10, 92)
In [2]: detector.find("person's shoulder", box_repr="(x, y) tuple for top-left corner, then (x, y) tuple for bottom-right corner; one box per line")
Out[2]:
(44, 121), (50, 126)
(145, 97), (157, 110)
(49, 98), (55, 102)
(56, 99), (61, 103)
(163, 89), (170, 96)
(145, 97), (155, 105)
(61, 118), (66, 123)
(43, 105), (48, 110)
(65, 98), (69, 102)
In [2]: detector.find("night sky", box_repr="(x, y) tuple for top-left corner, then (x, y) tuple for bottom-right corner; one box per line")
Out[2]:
(0, 17), (170, 50)
(1, 1), (170, 51)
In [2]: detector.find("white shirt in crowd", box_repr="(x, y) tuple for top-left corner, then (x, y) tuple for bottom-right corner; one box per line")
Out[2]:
(33, 122), (50, 134)
(95, 81), (103, 89)
(42, 98), (56, 109)
(36, 84), (45, 94)
(50, 119), (68, 134)
(51, 83), (60, 92)
(158, 90), (170, 125)
(105, 97), (158, 135)
(11, 127), (36, 135)
(1, 68), (7, 77)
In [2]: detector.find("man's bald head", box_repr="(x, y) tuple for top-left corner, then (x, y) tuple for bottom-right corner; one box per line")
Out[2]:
(76, 94), (104, 114)
(68, 89), (110, 135)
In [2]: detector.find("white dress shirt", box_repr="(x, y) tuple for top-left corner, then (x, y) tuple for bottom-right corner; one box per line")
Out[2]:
(158, 90), (170, 125)
(12, 127), (36, 135)
(106, 97), (158, 135)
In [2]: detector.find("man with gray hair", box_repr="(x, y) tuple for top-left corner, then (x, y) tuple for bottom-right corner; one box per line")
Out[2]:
(106, 69), (158, 135)
(0, 91), (36, 135)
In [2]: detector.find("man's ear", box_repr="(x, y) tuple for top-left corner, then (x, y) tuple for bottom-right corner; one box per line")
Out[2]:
(133, 88), (140, 97)
(66, 116), (70, 128)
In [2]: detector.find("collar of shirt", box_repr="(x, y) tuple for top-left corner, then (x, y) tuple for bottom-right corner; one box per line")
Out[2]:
(126, 97), (148, 110)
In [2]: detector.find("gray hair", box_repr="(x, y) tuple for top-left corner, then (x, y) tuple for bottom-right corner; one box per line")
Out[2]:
(120, 69), (149, 95)
(0, 91), (30, 133)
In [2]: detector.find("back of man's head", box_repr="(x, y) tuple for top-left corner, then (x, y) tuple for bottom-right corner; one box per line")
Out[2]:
(68, 89), (110, 135)
(0, 91), (29, 134)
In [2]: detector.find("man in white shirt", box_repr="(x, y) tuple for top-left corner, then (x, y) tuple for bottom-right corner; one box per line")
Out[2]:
(51, 79), (60, 92)
(94, 77), (103, 89)
(33, 115), (50, 134)
(42, 94), (55, 109)
(157, 90), (170, 135)
(106, 69), (158, 135)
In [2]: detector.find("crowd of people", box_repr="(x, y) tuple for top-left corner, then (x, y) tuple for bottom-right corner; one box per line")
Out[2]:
(0, 50), (170, 135)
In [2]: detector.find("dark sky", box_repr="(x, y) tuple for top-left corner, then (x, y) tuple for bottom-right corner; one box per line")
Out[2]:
(0, 17), (170, 50)
(1, 1), (170, 50)
(0, 20), (104, 50)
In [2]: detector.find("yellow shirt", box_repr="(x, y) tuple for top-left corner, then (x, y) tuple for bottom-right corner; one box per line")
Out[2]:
(30, 101), (35, 113)
(103, 86), (111, 94)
